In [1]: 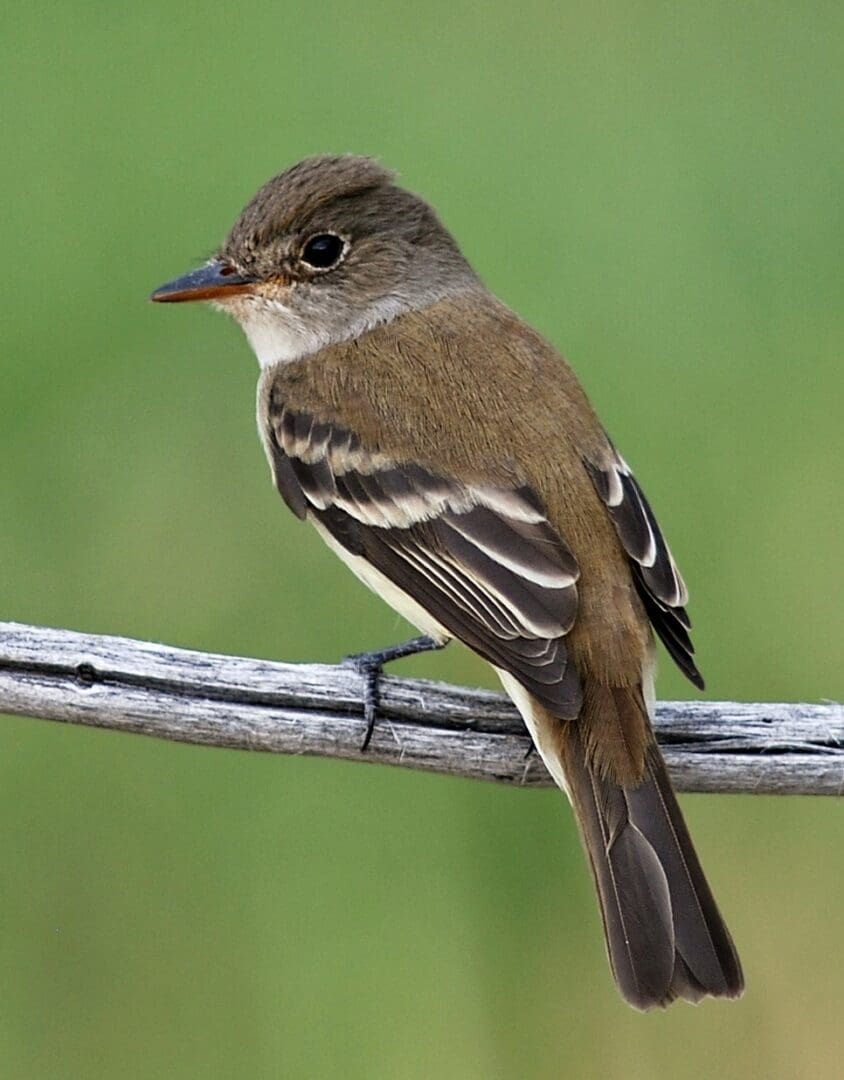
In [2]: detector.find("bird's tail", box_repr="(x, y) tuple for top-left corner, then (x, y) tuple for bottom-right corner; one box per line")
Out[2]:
(550, 685), (744, 1009)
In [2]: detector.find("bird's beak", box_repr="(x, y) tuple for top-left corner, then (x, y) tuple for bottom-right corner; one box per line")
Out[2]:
(150, 259), (256, 303)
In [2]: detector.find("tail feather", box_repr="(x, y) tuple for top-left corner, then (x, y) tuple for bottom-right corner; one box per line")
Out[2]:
(560, 712), (744, 1010)
(633, 745), (743, 996)
(580, 764), (676, 1006)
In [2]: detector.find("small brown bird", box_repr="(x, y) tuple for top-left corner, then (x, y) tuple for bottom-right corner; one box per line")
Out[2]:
(152, 155), (743, 1009)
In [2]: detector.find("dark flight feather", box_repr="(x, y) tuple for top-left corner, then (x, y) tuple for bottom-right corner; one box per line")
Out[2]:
(266, 406), (583, 717)
(583, 455), (704, 689)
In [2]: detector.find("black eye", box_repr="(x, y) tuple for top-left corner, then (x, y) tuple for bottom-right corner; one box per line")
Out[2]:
(301, 233), (346, 269)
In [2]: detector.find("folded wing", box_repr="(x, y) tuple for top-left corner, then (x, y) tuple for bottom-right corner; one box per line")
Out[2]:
(584, 453), (703, 688)
(265, 405), (583, 717)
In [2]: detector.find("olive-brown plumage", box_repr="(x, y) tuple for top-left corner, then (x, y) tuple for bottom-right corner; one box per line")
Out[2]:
(152, 154), (743, 1008)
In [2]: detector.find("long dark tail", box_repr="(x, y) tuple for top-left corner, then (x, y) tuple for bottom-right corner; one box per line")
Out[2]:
(559, 707), (744, 1010)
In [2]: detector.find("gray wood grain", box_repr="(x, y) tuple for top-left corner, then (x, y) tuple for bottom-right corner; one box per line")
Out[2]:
(0, 621), (840, 795)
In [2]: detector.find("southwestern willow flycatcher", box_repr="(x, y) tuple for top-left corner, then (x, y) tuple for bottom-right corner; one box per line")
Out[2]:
(152, 155), (743, 1009)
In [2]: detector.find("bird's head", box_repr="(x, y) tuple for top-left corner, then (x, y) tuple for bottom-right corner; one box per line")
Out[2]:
(151, 154), (477, 366)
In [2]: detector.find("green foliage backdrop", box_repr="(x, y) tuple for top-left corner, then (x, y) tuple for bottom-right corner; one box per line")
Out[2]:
(1, 3), (841, 1077)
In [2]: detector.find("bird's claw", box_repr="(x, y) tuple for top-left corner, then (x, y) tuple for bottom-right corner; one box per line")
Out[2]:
(342, 635), (444, 751)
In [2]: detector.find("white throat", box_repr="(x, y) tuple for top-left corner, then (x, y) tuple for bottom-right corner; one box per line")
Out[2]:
(223, 294), (410, 370)
(214, 297), (325, 368)
(242, 308), (326, 368)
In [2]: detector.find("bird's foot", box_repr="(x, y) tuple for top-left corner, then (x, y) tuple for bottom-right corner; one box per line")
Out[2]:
(343, 635), (445, 751)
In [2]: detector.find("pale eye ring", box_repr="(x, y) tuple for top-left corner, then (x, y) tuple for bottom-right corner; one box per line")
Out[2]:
(300, 233), (346, 270)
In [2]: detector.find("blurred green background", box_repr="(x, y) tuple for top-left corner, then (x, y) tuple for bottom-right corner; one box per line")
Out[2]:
(1, 2), (842, 1077)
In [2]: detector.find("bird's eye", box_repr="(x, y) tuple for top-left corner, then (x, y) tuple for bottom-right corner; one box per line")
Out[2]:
(301, 234), (346, 270)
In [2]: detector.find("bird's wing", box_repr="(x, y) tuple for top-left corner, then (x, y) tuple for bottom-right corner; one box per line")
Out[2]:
(583, 453), (703, 689)
(266, 405), (583, 717)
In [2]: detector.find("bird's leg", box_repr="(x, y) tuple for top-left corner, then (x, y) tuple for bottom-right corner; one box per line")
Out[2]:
(343, 635), (446, 751)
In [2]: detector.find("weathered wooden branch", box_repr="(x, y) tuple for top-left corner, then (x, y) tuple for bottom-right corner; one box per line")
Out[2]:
(0, 621), (840, 795)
